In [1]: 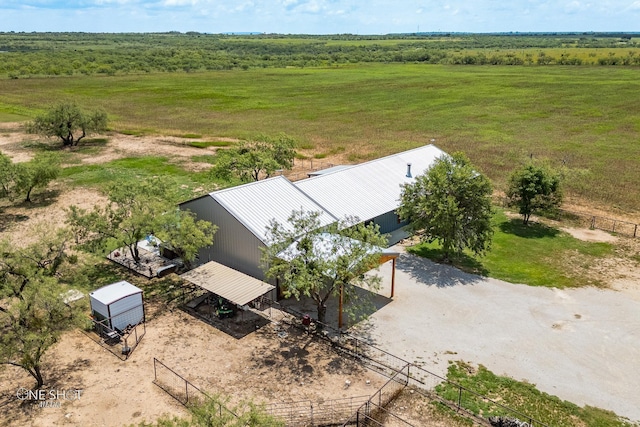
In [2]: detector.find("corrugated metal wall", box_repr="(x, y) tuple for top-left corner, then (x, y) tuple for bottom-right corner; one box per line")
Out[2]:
(89, 296), (108, 321)
(181, 196), (267, 281)
(371, 211), (407, 235)
(109, 294), (144, 331)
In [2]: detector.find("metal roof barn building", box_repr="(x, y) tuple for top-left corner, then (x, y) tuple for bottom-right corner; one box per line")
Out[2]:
(89, 281), (145, 332)
(179, 176), (337, 285)
(178, 144), (446, 298)
(295, 144), (446, 235)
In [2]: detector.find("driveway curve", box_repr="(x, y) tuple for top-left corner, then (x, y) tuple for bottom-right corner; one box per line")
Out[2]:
(360, 250), (640, 422)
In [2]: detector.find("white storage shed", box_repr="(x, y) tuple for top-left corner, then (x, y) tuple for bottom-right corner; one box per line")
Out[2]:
(90, 281), (145, 332)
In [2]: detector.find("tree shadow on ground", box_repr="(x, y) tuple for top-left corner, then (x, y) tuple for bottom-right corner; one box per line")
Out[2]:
(11, 188), (62, 209)
(397, 252), (485, 288)
(278, 285), (392, 332)
(0, 210), (29, 232)
(406, 246), (488, 277)
(498, 218), (560, 239)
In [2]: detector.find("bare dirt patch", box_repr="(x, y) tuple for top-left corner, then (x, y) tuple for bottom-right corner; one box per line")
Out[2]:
(560, 227), (619, 243)
(0, 186), (106, 247)
(383, 388), (470, 427)
(0, 307), (386, 427)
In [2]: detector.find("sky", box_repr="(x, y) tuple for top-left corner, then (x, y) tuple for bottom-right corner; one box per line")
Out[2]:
(0, 0), (638, 34)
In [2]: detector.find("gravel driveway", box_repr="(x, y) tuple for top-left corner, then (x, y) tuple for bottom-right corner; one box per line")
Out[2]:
(358, 249), (640, 423)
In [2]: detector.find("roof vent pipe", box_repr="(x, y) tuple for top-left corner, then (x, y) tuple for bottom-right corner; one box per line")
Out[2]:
(406, 163), (412, 178)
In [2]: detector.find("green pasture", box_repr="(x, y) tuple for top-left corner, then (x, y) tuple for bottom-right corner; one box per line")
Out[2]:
(0, 64), (639, 211)
(408, 209), (615, 288)
(59, 156), (227, 201)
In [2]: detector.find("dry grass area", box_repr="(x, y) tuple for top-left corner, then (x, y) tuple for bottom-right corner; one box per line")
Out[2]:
(0, 305), (387, 427)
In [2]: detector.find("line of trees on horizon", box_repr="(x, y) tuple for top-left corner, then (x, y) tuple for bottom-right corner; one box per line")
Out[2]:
(1, 33), (639, 78)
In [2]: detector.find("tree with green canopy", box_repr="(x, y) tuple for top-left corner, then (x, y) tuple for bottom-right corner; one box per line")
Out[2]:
(0, 152), (19, 199)
(15, 152), (61, 202)
(211, 133), (297, 182)
(0, 151), (60, 203)
(26, 102), (108, 147)
(66, 179), (166, 262)
(67, 177), (216, 266)
(0, 228), (80, 388)
(506, 163), (563, 225)
(398, 152), (494, 263)
(156, 210), (217, 269)
(262, 210), (387, 326)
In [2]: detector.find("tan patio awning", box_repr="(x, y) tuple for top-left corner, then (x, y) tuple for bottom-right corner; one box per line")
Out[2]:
(180, 261), (275, 307)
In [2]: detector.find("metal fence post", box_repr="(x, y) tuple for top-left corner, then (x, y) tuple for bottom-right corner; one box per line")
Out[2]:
(153, 358), (157, 381)
(635, 224), (638, 238)
(185, 380), (189, 404)
(457, 386), (462, 410)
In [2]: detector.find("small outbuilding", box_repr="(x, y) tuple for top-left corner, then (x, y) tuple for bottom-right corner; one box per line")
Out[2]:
(90, 281), (145, 332)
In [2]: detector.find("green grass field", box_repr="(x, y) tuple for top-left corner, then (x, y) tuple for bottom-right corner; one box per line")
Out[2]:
(408, 209), (615, 288)
(436, 361), (634, 427)
(1, 64), (639, 212)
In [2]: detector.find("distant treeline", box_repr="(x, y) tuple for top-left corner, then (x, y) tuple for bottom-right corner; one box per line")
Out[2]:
(1, 32), (639, 77)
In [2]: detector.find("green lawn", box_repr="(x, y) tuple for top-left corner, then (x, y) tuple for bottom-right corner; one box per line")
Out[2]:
(0, 65), (639, 211)
(436, 362), (634, 427)
(408, 209), (614, 288)
(59, 156), (231, 201)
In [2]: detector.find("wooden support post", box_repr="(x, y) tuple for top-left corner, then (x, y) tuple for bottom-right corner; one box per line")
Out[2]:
(338, 284), (344, 329)
(391, 257), (396, 298)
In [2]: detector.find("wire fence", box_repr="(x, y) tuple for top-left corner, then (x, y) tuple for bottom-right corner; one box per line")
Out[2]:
(585, 213), (638, 238)
(152, 356), (243, 426)
(158, 296), (552, 426)
(496, 197), (639, 238)
(341, 364), (415, 427)
(85, 304), (146, 360)
(265, 395), (370, 427)
(266, 301), (550, 427)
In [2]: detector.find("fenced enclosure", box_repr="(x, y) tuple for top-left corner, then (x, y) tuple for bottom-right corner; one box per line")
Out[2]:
(265, 396), (370, 427)
(347, 402), (417, 427)
(340, 365), (414, 427)
(149, 299), (553, 427)
(266, 301), (551, 427)
(152, 357), (213, 407)
(86, 304), (146, 360)
(587, 214), (638, 238)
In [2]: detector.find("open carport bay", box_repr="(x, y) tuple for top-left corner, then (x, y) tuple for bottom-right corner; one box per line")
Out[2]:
(358, 249), (640, 423)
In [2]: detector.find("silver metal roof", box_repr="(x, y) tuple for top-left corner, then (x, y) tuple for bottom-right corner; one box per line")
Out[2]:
(295, 144), (447, 222)
(277, 233), (399, 264)
(89, 281), (142, 305)
(181, 261), (275, 306)
(210, 176), (338, 244)
(307, 165), (354, 177)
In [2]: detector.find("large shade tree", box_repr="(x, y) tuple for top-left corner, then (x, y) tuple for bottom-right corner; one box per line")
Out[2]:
(262, 210), (387, 327)
(67, 177), (216, 266)
(506, 163), (563, 225)
(27, 102), (108, 147)
(0, 228), (80, 388)
(398, 152), (494, 263)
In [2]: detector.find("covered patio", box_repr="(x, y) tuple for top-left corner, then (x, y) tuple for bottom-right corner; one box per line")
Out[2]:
(180, 261), (276, 337)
